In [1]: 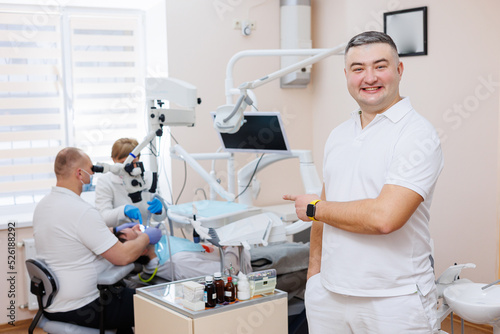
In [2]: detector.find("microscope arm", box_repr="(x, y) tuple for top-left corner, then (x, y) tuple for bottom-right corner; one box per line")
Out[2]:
(123, 131), (157, 166)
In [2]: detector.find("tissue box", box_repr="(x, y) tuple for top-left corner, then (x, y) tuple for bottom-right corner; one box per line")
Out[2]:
(181, 281), (205, 311)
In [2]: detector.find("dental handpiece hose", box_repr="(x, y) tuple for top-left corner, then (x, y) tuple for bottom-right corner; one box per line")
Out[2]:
(145, 211), (152, 228)
(192, 203), (200, 243)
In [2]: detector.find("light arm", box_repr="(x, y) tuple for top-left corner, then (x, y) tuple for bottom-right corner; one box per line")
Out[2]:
(224, 47), (346, 104)
(216, 43), (346, 134)
(171, 144), (236, 202)
(239, 44), (346, 92)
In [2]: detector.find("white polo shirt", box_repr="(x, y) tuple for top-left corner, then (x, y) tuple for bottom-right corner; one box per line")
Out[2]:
(95, 172), (166, 227)
(33, 186), (118, 312)
(321, 97), (444, 297)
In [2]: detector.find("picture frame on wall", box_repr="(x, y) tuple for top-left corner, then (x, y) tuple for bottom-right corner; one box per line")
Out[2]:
(384, 6), (427, 57)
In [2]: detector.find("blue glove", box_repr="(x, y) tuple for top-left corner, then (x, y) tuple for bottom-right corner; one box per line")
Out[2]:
(144, 227), (162, 245)
(124, 205), (143, 225)
(114, 222), (138, 234)
(147, 198), (163, 214)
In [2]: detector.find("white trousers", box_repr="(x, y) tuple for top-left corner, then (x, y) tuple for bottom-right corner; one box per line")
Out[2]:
(304, 273), (439, 334)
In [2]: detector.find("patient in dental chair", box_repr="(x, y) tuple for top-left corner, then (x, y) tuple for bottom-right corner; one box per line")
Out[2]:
(96, 138), (252, 284)
(115, 223), (251, 283)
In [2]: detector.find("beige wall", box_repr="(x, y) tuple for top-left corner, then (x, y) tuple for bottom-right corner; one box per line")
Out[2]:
(165, 0), (313, 206)
(166, 0), (500, 283)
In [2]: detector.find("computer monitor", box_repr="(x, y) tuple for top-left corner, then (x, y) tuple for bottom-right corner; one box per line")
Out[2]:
(212, 111), (291, 154)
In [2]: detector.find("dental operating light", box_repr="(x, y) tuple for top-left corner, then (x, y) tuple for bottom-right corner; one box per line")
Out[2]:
(213, 43), (346, 134)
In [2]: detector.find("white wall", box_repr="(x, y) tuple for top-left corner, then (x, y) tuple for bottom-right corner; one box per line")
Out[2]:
(310, 0), (500, 283)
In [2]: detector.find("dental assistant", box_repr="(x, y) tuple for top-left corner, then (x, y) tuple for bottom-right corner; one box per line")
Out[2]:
(95, 138), (167, 227)
(284, 31), (444, 333)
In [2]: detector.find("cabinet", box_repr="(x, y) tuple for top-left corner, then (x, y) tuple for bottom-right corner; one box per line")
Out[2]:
(134, 277), (288, 334)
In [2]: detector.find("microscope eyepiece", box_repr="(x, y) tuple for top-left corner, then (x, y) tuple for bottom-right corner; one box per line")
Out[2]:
(91, 165), (104, 173)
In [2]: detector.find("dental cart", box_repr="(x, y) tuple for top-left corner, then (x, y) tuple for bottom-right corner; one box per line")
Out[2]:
(134, 276), (288, 334)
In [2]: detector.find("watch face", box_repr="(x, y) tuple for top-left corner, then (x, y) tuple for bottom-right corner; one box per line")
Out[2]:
(306, 204), (315, 217)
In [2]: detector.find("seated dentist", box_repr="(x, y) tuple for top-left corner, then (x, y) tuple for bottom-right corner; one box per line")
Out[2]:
(114, 223), (234, 282)
(95, 138), (167, 227)
(33, 147), (162, 333)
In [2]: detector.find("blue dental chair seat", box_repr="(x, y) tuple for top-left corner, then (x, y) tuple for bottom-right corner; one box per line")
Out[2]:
(26, 258), (134, 334)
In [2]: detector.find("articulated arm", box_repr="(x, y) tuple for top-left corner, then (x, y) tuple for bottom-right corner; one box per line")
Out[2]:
(215, 43), (346, 134)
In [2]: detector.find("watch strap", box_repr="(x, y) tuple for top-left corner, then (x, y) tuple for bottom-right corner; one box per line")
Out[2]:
(307, 199), (321, 221)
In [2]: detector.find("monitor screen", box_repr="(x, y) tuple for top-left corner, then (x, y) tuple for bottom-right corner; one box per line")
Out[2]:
(212, 111), (291, 154)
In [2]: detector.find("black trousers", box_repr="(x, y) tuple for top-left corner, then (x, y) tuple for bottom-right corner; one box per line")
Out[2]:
(44, 286), (135, 334)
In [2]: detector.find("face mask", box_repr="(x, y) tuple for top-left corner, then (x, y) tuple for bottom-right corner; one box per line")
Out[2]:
(80, 168), (94, 192)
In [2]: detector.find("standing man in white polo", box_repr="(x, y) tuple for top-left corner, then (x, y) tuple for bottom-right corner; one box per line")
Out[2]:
(284, 31), (444, 333)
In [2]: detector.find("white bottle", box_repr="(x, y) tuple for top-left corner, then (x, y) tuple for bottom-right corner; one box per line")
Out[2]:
(237, 272), (250, 300)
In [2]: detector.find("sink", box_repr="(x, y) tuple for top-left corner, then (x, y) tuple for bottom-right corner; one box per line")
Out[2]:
(443, 282), (500, 329)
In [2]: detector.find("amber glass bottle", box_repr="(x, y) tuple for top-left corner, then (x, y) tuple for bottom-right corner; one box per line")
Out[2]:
(213, 272), (225, 304)
(224, 276), (236, 302)
(204, 276), (216, 308)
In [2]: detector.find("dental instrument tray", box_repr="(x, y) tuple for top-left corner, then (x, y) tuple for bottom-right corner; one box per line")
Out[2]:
(247, 269), (277, 296)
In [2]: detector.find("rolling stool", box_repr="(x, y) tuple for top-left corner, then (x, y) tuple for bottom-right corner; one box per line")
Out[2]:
(26, 258), (134, 334)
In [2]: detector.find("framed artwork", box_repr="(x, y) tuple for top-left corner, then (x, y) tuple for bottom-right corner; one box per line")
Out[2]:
(384, 6), (427, 57)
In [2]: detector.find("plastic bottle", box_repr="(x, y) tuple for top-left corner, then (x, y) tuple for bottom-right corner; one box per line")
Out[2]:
(224, 276), (236, 302)
(213, 272), (225, 304)
(204, 276), (216, 308)
(237, 272), (250, 300)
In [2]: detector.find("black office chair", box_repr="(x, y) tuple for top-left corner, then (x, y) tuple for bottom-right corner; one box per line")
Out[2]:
(26, 258), (133, 334)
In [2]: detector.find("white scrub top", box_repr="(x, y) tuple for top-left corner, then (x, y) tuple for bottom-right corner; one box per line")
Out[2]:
(95, 172), (166, 227)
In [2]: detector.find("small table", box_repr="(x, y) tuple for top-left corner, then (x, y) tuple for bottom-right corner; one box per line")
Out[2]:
(134, 276), (288, 334)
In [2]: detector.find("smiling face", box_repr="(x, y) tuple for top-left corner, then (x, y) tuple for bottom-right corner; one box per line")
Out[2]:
(344, 42), (403, 117)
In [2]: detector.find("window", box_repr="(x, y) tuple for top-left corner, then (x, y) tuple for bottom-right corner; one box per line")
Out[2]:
(0, 6), (146, 215)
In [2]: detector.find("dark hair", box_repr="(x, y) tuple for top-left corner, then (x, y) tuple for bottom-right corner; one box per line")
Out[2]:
(345, 31), (398, 56)
(116, 231), (151, 265)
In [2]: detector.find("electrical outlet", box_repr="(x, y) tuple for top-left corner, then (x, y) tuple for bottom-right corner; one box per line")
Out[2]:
(233, 19), (256, 30)
(233, 19), (241, 30)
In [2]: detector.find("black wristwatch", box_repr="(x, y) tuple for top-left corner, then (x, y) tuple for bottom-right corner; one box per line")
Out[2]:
(306, 200), (321, 221)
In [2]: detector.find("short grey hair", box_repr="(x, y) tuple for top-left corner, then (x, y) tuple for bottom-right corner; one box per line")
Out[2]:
(345, 31), (398, 56)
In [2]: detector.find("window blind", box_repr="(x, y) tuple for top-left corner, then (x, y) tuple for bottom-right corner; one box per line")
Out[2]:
(68, 14), (145, 162)
(0, 11), (64, 208)
(0, 8), (145, 211)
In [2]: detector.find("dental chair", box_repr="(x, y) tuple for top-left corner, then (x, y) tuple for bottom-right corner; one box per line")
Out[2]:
(26, 258), (134, 334)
